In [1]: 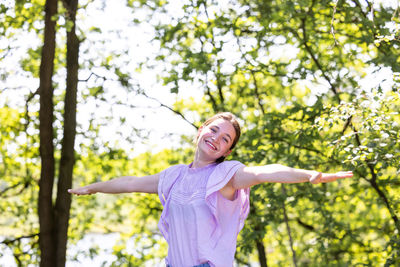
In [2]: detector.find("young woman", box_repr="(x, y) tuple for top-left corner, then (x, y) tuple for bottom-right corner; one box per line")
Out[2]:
(69, 112), (353, 267)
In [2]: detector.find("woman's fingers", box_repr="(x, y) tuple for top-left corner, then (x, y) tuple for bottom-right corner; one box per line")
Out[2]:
(337, 171), (354, 178)
(68, 188), (80, 195)
(319, 171), (353, 183)
(309, 172), (322, 184)
(68, 188), (92, 195)
(310, 171), (353, 184)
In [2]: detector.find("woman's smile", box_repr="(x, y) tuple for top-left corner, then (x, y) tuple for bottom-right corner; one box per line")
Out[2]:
(205, 139), (218, 151)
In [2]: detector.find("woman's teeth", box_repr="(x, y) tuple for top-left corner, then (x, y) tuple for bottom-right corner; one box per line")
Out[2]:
(206, 140), (217, 150)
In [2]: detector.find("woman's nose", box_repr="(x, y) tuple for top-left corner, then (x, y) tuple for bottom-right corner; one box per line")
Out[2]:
(211, 134), (221, 142)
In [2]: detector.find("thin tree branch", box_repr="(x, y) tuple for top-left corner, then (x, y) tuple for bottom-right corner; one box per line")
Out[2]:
(1, 233), (39, 246)
(234, 255), (251, 267)
(0, 182), (22, 197)
(341, 115), (352, 135)
(140, 91), (198, 130)
(78, 71), (110, 83)
(296, 218), (315, 231)
(330, 0), (340, 47)
(24, 88), (39, 132)
(0, 179), (31, 198)
(0, 45), (13, 60)
(350, 122), (400, 232)
(299, 17), (339, 100)
(202, 2), (225, 107)
(251, 70), (266, 115)
(205, 80), (218, 112)
(215, 70), (225, 107)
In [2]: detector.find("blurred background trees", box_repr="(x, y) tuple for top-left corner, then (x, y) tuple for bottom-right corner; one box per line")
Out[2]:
(0, 0), (399, 266)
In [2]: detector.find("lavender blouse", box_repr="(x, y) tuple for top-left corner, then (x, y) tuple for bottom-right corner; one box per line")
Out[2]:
(158, 160), (250, 267)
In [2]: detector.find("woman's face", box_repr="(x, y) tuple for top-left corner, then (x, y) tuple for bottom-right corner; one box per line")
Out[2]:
(196, 118), (236, 161)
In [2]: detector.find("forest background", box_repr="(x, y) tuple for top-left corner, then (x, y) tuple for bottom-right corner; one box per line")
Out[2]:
(0, 0), (399, 266)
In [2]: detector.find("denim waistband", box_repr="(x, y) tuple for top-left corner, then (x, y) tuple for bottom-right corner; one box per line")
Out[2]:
(167, 263), (210, 267)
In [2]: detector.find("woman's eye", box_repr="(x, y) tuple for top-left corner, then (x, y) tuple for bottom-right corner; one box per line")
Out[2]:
(223, 138), (228, 143)
(211, 128), (216, 132)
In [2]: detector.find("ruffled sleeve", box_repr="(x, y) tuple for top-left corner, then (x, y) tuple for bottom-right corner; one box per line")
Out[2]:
(157, 164), (186, 241)
(158, 164), (185, 206)
(205, 160), (250, 246)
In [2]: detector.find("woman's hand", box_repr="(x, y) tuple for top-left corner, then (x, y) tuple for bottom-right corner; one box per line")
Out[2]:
(68, 187), (95, 196)
(309, 171), (353, 184)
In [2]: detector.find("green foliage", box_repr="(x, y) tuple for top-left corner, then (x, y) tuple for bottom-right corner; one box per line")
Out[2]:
(133, 0), (400, 265)
(0, 106), (40, 265)
(2, 0), (400, 266)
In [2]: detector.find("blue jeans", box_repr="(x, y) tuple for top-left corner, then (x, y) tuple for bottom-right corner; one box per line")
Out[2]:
(167, 263), (210, 267)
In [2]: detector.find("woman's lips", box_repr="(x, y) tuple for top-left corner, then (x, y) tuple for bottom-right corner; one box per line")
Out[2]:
(205, 140), (217, 150)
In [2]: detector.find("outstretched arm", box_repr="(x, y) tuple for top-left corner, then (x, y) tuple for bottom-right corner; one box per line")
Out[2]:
(68, 173), (160, 195)
(231, 164), (353, 189)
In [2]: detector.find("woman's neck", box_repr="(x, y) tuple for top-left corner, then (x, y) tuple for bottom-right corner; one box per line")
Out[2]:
(191, 150), (215, 169)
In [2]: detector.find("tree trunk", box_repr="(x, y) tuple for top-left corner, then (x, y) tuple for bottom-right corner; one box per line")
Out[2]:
(54, 0), (79, 266)
(256, 239), (268, 267)
(249, 204), (268, 267)
(38, 0), (58, 266)
(281, 184), (298, 267)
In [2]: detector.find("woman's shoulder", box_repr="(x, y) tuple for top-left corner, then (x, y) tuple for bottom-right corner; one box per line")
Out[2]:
(206, 160), (245, 191)
(158, 164), (187, 197)
(216, 160), (245, 170)
(160, 163), (187, 178)
(164, 163), (187, 171)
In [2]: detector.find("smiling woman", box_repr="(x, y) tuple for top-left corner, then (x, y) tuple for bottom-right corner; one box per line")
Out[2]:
(68, 112), (353, 267)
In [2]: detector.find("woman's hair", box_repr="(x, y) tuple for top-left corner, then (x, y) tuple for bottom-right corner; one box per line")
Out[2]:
(201, 112), (241, 163)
